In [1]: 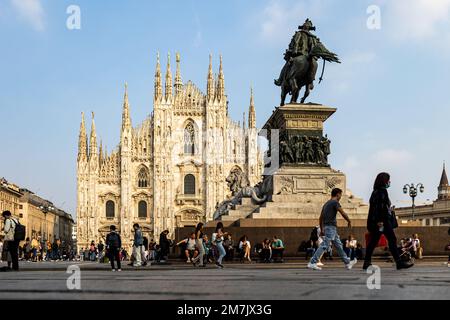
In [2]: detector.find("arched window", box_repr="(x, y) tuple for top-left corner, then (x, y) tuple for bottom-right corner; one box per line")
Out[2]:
(138, 167), (148, 188)
(106, 200), (115, 218)
(138, 200), (147, 218)
(184, 174), (196, 195)
(184, 122), (196, 155)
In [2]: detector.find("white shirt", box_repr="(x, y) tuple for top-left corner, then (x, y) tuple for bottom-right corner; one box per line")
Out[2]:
(212, 232), (224, 243)
(347, 240), (357, 248)
(239, 240), (250, 249)
(3, 218), (17, 241)
(186, 238), (196, 251)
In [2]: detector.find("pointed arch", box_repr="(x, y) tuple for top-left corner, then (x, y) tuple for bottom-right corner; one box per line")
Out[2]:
(183, 119), (197, 155)
(137, 165), (149, 188)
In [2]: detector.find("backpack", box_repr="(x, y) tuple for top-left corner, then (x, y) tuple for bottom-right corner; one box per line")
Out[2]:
(12, 219), (26, 241)
(108, 232), (120, 248)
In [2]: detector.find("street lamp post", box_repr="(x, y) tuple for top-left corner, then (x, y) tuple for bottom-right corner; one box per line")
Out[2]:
(403, 183), (424, 221)
(39, 204), (54, 242)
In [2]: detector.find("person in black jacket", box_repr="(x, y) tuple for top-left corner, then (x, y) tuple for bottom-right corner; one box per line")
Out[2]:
(363, 172), (414, 270)
(158, 230), (171, 263)
(106, 225), (122, 271)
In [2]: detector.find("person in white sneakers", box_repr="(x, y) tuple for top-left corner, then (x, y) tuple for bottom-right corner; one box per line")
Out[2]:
(307, 188), (357, 271)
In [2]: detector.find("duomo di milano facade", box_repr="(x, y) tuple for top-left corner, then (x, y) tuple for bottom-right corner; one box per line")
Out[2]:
(77, 53), (263, 249)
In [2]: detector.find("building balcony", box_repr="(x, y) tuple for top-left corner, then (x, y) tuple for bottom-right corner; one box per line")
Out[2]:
(176, 194), (202, 206)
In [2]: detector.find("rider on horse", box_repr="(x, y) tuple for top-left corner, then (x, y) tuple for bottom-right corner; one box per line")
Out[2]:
(274, 19), (319, 91)
(274, 19), (340, 105)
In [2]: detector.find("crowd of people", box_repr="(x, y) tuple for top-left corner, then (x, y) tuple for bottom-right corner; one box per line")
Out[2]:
(2, 172), (450, 272)
(0, 234), (75, 266)
(175, 223), (286, 267)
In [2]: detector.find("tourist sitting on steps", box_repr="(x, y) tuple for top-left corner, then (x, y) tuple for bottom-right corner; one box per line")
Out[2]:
(176, 232), (198, 263)
(271, 236), (284, 262)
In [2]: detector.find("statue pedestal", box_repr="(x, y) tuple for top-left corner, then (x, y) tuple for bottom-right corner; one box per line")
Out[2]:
(215, 103), (368, 226)
(250, 103), (368, 222)
(263, 103), (336, 136)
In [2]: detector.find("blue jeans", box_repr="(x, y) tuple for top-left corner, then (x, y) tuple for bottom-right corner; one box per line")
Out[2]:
(345, 248), (355, 260)
(310, 226), (350, 265)
(216, 242), (226, 264)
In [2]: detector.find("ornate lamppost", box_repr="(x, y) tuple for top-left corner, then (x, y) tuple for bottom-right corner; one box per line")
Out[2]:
(403, 183), (424, 220)
(39, 204), (54, 242)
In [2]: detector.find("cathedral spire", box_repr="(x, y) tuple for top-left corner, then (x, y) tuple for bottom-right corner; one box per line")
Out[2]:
(89, 111), (98, 158)
(216, 54), (225, 100)
(99, 140), (103, 165)
(207, 54), (214, 100)
(122, 82), (131, 130)
(154, 52), (162, 101)
(165, 52), (172, 100)
(174, 52), (182, 96)
(248, 86), (256, 129)
(439, 162), (448, 187)
(438, 161), (450, 200)
(78, 112), (88, 162)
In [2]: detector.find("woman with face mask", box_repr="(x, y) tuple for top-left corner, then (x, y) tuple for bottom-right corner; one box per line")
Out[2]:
(363, 172), (414, 270)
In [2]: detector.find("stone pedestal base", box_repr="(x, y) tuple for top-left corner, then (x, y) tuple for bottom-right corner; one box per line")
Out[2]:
(215, 102), (369, 226)
(250, 166), (368, 221)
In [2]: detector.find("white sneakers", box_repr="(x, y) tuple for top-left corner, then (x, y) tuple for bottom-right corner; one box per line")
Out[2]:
(345, 258), (358, 270)
(307, 258), (357, 270)
(186, 259), (191, 263)
(307, 262), (322, 270)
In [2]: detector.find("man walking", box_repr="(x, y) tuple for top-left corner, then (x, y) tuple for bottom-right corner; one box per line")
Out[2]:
(307, 188), (357, 270)
(106, 225), (122, 271)
(132, 224), (144, 267)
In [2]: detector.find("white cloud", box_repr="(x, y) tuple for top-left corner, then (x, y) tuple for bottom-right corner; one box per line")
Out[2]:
(258, 0), (326, 45)
(343, 156), (360, 170)
(11, 0), (45, 31)
(384, 0), (450, 41)
(371, 148), (413, 167)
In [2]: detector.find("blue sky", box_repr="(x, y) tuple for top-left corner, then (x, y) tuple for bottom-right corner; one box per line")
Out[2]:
(1, 0), (450, 217)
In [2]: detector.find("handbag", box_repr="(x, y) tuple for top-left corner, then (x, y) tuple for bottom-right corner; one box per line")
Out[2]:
(388, 207), (398, 229)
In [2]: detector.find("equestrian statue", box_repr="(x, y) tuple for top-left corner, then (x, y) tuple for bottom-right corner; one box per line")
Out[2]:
(274, 19), (340, 106)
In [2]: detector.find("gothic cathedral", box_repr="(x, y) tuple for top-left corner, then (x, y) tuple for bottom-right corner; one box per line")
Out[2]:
(76, 53), (262, 250)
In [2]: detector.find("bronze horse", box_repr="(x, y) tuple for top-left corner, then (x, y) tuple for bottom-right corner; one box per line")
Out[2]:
(279, 42), (340, 106)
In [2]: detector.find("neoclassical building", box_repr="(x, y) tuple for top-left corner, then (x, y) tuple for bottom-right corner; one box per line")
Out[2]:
(396, 163), (450, 226)
(76, 53), (262, 250)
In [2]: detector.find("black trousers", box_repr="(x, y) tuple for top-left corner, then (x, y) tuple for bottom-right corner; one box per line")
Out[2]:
(261, 248), (271, 261)
(364, 222), (400, 264)
(109, 247), (121, 270)
(272, 248), (284, 260)
(7, 240), (19, 270)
